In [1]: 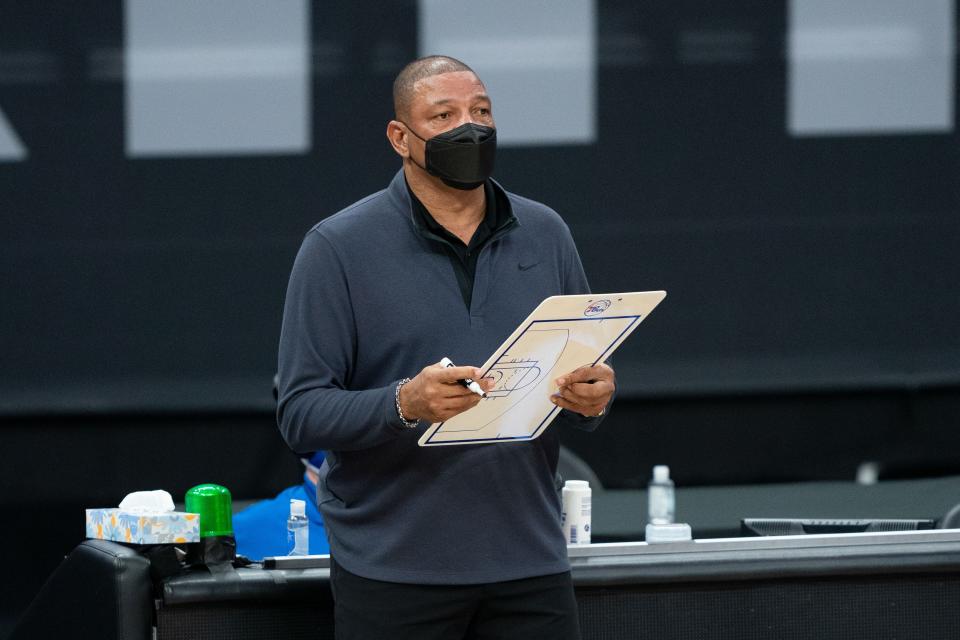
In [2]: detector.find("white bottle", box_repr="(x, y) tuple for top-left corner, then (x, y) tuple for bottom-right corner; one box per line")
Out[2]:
(287, 499), (309, 556)
(561, 480), (592, 545)
(647, 465), (675, 525)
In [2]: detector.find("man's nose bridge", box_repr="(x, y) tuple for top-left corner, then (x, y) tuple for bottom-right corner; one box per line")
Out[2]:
(455, 102), (485, 128)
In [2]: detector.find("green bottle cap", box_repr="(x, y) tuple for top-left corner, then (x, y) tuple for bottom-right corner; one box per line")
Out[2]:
(185, 484), (233, 538)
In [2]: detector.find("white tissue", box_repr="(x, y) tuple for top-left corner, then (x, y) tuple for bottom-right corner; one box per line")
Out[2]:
(119, 489), (175, 513)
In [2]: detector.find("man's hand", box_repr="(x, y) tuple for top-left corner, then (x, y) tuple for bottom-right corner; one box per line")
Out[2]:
(551, 363), (615, 418)
(399, 361), (495, 423)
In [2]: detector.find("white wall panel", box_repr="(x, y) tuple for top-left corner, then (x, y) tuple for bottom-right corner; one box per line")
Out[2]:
(0, 108), (27, 161)
(125, 0), (310, 157)
(788, 0), (955, 135)
(420, 0), (596, 146)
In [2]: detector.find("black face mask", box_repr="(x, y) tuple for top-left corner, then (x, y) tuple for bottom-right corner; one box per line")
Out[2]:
(404, 122), (497, 190)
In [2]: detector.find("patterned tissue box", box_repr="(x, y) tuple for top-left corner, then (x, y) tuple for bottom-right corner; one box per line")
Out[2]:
(85, 508), (201, 544)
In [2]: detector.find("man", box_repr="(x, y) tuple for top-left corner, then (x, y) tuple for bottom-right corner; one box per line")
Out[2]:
(277, 55), (614, 640)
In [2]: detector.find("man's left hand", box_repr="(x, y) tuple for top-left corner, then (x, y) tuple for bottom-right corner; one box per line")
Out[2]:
(551, 363), (615, 418)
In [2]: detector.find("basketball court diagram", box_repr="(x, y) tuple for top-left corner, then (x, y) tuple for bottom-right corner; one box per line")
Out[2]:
(419, 291), (666, 446)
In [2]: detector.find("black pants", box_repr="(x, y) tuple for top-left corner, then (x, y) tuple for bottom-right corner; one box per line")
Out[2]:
(329, 559), (581, 640)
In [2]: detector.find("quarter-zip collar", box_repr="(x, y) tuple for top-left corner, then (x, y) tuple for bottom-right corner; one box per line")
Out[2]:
(405, 178), (518, 247)
(403, 176), (518, 309)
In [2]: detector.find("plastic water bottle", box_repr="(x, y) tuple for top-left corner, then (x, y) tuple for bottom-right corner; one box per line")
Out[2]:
(647, 465), (675, 525)
(287, 499), (309, 556)
(561, 480), (592, 545)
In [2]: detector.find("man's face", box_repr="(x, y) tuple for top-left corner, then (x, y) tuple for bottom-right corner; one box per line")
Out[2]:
(406, 70), (495, 140)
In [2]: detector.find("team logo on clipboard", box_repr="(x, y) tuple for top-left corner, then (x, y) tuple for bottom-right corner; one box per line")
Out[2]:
(583, 299), (611, 316)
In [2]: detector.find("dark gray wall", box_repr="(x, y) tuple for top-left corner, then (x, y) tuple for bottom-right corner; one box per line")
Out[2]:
(1, 4), (959, 632)
(2, 2), (958, 414)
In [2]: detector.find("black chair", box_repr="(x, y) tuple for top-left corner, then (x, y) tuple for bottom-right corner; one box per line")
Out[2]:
(558, 445), (603, 490)
(938, 502), (960, 529)
(10, 539), (152, 640)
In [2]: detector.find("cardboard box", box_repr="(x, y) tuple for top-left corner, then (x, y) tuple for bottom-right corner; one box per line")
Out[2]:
(85, 508), (200, 544)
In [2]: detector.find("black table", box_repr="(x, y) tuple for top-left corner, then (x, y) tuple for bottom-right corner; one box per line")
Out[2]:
(154, 530), (960, 640)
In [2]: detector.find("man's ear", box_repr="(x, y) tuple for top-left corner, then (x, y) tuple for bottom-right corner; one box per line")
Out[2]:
(386, 121), (409, 158)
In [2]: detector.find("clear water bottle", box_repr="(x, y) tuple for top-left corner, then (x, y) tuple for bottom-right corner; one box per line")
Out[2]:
(287, 498), (309, 556)
(647, 465), (675, 525)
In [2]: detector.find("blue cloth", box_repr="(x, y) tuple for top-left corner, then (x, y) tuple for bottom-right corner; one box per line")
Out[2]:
(277, 170), (605, 584)
(232, 474), (330, 560)
(306, 450), (325, 469)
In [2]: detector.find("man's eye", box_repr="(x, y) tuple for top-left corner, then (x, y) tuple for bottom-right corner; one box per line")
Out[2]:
(436, 112), (450, 120)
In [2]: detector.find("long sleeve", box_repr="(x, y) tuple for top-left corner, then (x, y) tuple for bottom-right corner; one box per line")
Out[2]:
(276, 230), (410, 453)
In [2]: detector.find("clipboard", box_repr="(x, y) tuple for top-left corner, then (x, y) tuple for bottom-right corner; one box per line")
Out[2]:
(418, 290), (666, 446)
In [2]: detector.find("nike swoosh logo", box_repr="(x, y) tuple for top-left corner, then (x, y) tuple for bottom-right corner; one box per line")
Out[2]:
(518, 261), (539, 271)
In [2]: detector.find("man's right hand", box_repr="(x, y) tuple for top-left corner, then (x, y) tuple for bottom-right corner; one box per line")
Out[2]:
(399, 361), (494, 423)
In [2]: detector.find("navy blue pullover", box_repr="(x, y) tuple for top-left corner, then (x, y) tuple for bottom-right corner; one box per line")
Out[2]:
(277, 170), (606, 584)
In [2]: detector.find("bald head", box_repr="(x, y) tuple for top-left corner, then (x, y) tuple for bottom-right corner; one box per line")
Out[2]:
(393, 55), (479, 121)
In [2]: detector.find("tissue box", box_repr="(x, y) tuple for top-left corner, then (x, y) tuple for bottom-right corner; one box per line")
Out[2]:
(85, 508), (201, 544)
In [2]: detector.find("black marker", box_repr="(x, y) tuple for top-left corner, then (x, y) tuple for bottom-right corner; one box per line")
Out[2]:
(440, 357), (486, 397)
